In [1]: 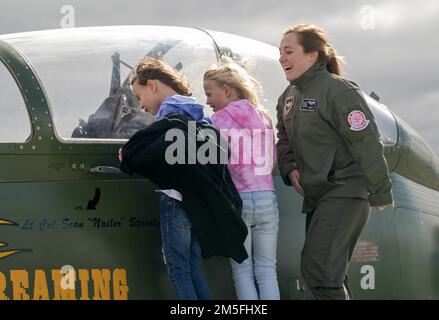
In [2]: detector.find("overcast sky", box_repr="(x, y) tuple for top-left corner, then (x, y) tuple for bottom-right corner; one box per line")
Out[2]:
(1, 0), (438, 154)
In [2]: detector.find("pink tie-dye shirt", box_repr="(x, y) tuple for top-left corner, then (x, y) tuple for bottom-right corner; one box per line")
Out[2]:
(212, 99), (276, 192)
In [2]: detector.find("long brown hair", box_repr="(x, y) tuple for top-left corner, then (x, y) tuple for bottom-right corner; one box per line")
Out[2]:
(284, 24), (345, 76)
(131, 57), (192, 96)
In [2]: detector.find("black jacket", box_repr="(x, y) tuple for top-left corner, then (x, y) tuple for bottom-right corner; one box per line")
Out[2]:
(119, 114), (248, 263)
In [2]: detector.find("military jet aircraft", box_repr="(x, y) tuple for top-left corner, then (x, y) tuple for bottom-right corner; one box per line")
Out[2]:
(0, 26), (438, 300)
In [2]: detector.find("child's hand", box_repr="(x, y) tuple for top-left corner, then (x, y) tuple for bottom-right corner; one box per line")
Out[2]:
(118, 148), (123, 162)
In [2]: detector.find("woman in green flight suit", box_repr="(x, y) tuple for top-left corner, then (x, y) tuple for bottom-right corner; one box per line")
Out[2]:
(276, 24), (394, 300)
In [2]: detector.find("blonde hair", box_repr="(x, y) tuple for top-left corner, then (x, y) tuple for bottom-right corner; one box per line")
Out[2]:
(131, 57), (192, 96)
(284, 24), (345, 76)
(203, 57), (268, 116)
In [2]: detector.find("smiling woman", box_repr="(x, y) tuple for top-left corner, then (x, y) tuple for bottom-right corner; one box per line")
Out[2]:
(276, 23), (394, 300)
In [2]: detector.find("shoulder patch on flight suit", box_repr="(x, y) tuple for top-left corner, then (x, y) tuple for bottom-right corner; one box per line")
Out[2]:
(299, 98), (318, 112)
(283, 96), (294, 115)
(347, 110), (370, 131)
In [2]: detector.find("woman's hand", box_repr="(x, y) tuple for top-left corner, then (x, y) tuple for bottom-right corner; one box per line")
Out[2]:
(288, 169), (305, 197)
(374, 202), (395, 211)
(118, 148), (123, 162)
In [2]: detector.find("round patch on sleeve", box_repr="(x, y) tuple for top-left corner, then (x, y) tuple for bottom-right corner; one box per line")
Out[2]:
(348, 110), (370, 131)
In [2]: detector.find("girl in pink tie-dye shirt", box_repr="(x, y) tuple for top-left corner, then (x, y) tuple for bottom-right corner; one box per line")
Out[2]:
(203, 59), (280, 300)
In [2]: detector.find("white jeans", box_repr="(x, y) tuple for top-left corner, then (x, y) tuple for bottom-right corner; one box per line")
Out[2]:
(230, 190), (280, 300)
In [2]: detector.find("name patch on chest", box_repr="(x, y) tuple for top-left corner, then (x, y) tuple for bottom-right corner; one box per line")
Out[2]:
(299, 98), (318, 112)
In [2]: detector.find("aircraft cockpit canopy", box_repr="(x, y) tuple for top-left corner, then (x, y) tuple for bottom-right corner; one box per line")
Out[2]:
(1, 26), (221, 140)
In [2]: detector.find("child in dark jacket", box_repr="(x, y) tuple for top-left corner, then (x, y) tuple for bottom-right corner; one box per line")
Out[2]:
(119, 58), (247, 300)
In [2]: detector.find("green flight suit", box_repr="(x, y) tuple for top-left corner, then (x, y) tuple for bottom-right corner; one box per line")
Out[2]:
(276, 62), (393, 299)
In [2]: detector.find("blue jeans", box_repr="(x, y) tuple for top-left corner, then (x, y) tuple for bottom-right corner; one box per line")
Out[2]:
(159, 194), (212, 300)
(230, 190), (280, 300)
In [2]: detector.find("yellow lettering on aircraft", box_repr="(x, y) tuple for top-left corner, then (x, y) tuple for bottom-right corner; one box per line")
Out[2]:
(0, 268), (129, 300)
